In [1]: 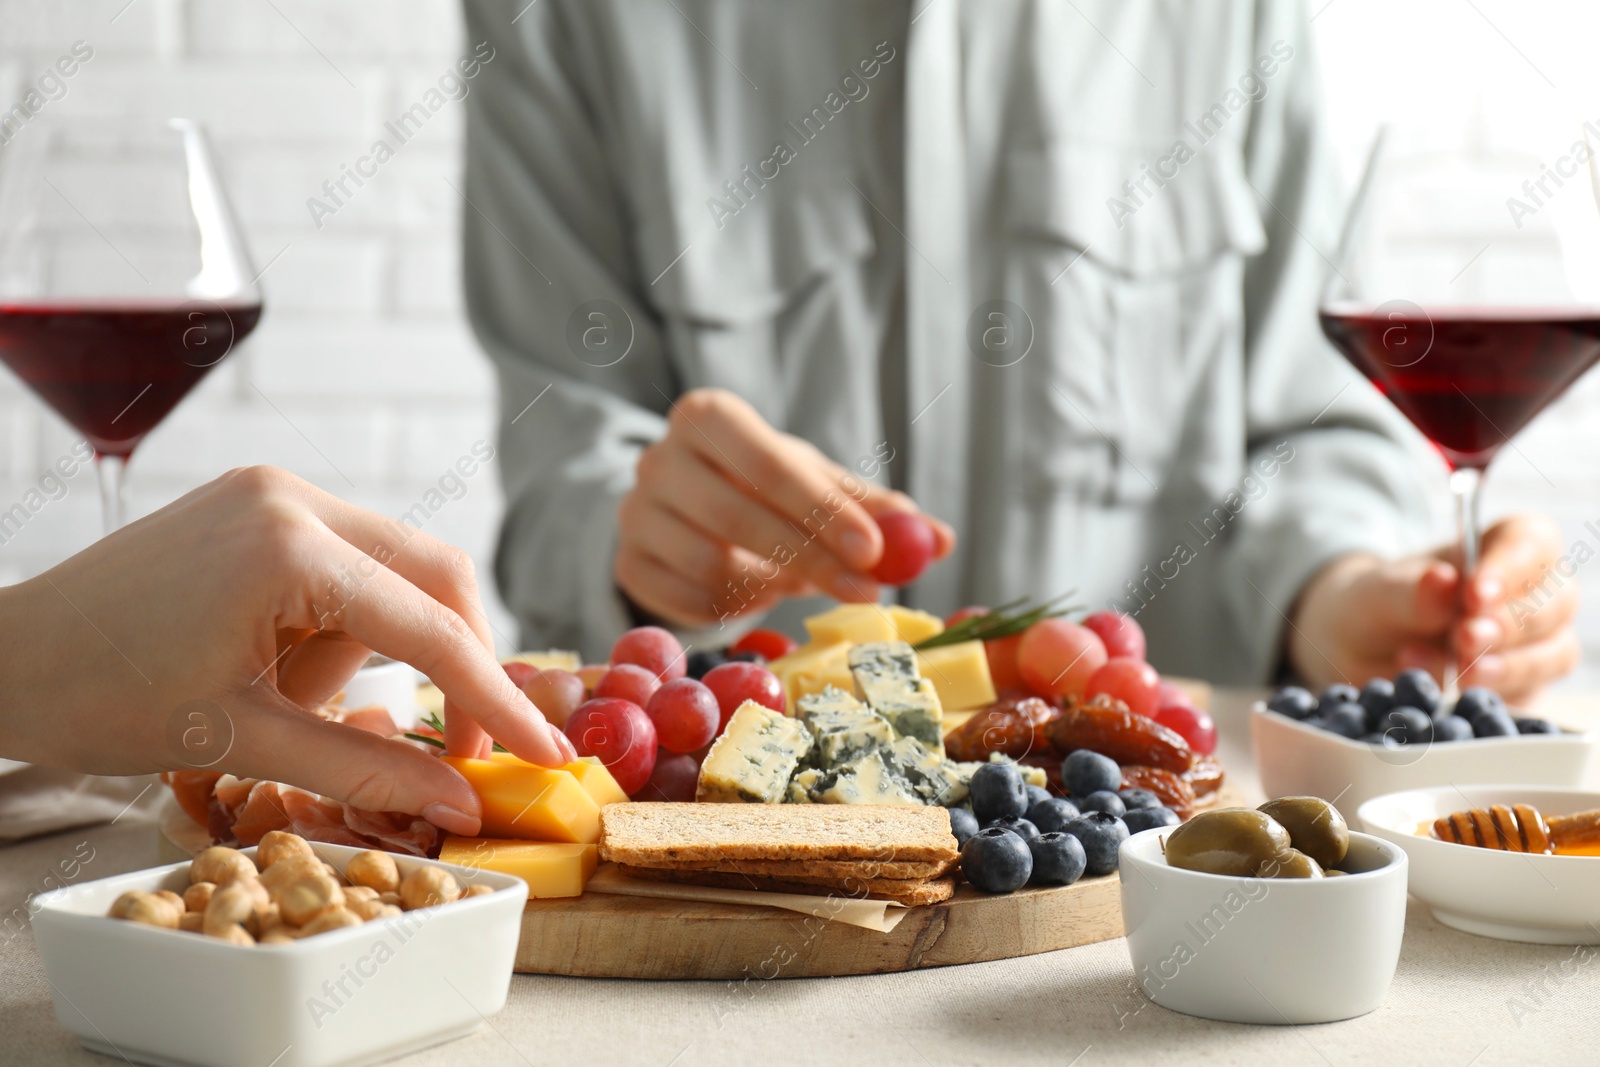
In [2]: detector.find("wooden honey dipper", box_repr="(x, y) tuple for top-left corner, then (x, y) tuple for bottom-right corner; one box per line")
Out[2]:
(1431, 804), (1600, 854)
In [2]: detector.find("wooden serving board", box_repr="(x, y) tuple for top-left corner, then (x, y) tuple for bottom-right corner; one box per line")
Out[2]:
(514, 872), (1122, 979)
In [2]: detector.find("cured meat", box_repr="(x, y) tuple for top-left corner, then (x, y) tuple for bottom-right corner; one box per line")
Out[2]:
(159, 703), (440, 857)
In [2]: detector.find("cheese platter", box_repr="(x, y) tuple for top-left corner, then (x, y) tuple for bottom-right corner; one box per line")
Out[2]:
(158, 599), (1234, 979)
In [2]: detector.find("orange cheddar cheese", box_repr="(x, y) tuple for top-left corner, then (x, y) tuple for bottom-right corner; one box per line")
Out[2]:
(438, 836), (597, 898)
(484, 753), (630, 808)
(441, 756), (601, 843)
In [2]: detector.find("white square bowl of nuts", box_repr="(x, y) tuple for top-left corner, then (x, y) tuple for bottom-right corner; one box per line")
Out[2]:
(30, 831), (529, 1067)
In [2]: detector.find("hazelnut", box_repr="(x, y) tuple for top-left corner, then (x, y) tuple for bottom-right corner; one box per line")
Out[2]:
(278, 874), (345, 927)
(183, 882), (216, 913)
(399, 866), (460, 911)
(344, 851), (400, 894)
(191, 847), (256, 886)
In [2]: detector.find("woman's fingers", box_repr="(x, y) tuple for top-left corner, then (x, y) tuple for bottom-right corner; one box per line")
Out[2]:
(223, 694), (484, 836)
(284, 532), (572, 768)
(1459, 627), (1581, 703)
(274, 631), (374, 710)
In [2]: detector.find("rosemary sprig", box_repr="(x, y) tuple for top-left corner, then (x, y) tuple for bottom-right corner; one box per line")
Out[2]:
(913, 592), (1080, 649)
(412, 712), (508, 752)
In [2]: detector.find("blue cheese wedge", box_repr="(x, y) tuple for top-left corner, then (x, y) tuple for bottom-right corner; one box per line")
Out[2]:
(812, 750), (923, 806)
(696, 700), (813, 804)
(787, 768), (823, 803)
(884, 736), (968, 806)
(795, 686), (895, 769)
(848, 641), (945, 752)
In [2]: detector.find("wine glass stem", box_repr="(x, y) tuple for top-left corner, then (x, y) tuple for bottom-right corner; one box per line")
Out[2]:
(1447, 465), (1484, 696)
(96, 454), (127, 534)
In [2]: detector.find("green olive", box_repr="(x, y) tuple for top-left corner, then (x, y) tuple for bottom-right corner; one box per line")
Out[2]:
(1164, 808), (1293, 877)
(1323, 868), (1347, 877)
(1258, 796), (1348, 870)
(1256, 848), (1323, 878)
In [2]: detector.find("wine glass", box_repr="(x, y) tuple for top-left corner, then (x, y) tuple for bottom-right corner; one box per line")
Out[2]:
(0, 117), (262, 532)
(1321, 123), (1600, 584)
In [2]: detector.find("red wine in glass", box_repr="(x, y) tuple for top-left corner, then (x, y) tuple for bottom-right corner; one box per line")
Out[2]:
(0, 117), (262, 532)
(1320, 306), (1600, 472)
(0, 301), (262, 459)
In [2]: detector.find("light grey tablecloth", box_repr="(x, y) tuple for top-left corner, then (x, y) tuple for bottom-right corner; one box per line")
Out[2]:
(4, 691), (1599, 1066)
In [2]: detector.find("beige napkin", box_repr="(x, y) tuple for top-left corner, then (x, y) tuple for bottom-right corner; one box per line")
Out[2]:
(0, 765), (161, 842)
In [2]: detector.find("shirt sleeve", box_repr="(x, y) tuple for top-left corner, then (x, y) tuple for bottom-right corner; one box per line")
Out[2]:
(1223, 3), (1449, 681)
(460, 0), (669, 660)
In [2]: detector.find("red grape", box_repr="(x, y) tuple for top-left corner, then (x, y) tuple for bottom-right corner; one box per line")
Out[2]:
(594, 663), (662, 708)
(985, 633), (1027, 693)
(521, 667), (586, 728)
(870, 512), (936, 585)
(1156, 680), (1188, 708)
(1154, 700), (1217, 757)
(500, 661), (539, 690)
(1082, 611), (1147, 661)
(610, 626), (688, 682)
(637, 750), (701, 802)
(1085, 657), (1161, 718)
(729, 628), (798, 662)
(701, 661), (785, 729)
(645, 678), (720, 753)
(946, 605), (988, 627)
(1017, 619), (1107, 700)
(564, 698), (657, 795)
(576, 664), (607, 694)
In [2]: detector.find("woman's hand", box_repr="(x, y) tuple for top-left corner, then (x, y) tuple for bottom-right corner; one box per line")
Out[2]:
(0, 466), (575, 837)
(615, 388), (955, 627)
(1288, 515), (1580, 704)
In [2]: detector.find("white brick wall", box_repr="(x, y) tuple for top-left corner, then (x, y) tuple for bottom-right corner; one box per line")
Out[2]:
(3, 0), (1600, 680)
(0, 0), (518, 644)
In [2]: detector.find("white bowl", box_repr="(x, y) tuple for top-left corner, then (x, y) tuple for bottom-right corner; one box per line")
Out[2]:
(1251, 702), (1598, 823)
(342, 658), (423, 729)
(31, 842), (528, 1067)
(1358, 784), (1600, 944)
(1118, 828), (1408, 1024)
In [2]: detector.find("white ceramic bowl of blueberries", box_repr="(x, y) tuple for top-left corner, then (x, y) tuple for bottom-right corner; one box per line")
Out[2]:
(1251, 669), (1598, 822)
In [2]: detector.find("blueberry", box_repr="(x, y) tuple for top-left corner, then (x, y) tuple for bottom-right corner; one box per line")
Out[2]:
(1432, 715), (1474, 742)
(968, 762), (1029, 824)
(1026, 797), (1081, 834)
(1515, 717), (1561, 735)
(1393, 669), (1441, 716)
(1062, 812), (1130, 877)
(1358, 678), (1395, 730)
(1472, 710), (1518, 738)
(686, 650), (725, 680)
(1118, 788), (1164, 812)
(1267, 686), (1318, 721)
(1062, 750), (1122, 797)
(1360, 731), (1400, 747)
(1317, 683), (1360, 715)
(1122, 807), (1181, 834)
(948, 807), (981, 847)
(1078, 790), (1127, 818)
(1317, 702), (1367, 739)
(1028, 832), (1088, 887)
(988, 815), (1041, 844)
(961, 827), (1033, 893)
(1452, 687), (1506, 723)
(1378, 705), (1432, 746)
(1024, 784), (1052, 810)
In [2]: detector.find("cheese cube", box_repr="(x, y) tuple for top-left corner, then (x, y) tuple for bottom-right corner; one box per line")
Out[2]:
(849, 642), (945, 751)
(813, 751), (924, 805)
(916, 641), (998, 711)
(795, 687), (894, 769)
(439, 836), (597, 898)
(885, 736), (967, 806)
(696, 701), (814, 803)
(767, 640), (851, 709)
(441, 757), (602, 843)
(803, 603), (898, 645)
(486, 753), (629, 808)
(888, 605), (944, 645)
(787, 768), (823, 803)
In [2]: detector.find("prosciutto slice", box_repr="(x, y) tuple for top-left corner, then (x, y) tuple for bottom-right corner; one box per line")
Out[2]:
(160, 705), (441, 858)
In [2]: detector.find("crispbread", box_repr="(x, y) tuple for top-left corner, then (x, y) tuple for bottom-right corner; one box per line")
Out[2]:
(617, 864), (957, 907)
(663, 855), (956, 880)
(599, 803), (959, 865)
